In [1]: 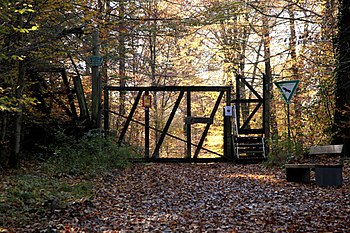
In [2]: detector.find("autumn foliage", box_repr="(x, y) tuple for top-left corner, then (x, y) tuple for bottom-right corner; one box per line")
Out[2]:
(0, 1), (346, 164)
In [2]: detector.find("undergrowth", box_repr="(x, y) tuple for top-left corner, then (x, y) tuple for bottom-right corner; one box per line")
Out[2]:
(41, 131), (138, 178)
(265, 134), (306, 167)
(0, 130), (138, 229)
(0, 173), (93, 227)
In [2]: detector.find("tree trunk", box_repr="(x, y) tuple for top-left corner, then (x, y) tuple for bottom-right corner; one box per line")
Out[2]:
(150, 18), (160, 152)
(119, 0), (127, 126)
(238, 18), (249, 128)
(262, 16), (274, 154)
(287, 6), (302, 145)
(10, 61), (25, 168)
(91, 29), (101, 129)
(9, 13), (25, 168)
(334, 0), (350, 153)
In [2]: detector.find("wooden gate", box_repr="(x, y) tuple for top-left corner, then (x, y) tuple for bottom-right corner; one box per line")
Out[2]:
(233, 74), (266, 135)
(232, 74), (267, 162)
(104, 86), (233, 162)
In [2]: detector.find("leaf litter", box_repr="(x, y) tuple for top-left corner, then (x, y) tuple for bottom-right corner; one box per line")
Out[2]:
(2, 162), (350, 232)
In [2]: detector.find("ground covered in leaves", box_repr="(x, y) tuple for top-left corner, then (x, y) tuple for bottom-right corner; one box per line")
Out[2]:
(2, 162), (350, 232)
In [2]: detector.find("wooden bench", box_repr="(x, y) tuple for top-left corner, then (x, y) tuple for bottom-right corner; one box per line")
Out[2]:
(285, 145), (344, 186)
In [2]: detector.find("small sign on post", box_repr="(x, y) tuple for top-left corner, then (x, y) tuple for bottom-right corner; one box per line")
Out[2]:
(274, 80), (300, 155)
(89, 55), (103, 67)
(142, 93), (152, 108)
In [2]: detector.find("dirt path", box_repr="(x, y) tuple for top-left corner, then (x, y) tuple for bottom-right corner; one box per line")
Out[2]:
(8, 163), (350, 232)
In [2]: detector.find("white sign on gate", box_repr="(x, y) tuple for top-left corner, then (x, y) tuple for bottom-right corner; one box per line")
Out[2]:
(224, 106), (233, 116)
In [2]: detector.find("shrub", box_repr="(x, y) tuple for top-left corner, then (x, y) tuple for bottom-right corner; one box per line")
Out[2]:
(265, 134), (306, 167)
(42, 130), (139, 177)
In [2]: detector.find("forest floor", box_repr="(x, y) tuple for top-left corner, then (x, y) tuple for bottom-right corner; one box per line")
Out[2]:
(1, 162), (350, 232)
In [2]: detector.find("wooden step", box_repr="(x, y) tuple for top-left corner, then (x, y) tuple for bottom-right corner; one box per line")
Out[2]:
(234, 136), (263, 143)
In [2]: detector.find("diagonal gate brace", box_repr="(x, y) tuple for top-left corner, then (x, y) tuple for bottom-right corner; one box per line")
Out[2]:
(118, 91), (143, 145)
(193, 91), (224, 159)
(152, 91), (185, 158)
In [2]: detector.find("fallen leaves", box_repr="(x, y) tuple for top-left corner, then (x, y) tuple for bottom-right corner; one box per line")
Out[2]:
(2, 162), (350, 232)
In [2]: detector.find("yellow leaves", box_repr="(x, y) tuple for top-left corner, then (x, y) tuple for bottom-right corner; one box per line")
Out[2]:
(13, 3), (35, 14)
(11, 24), (39, 33)
(14, 8), (34, 14)
(0, 86), (38, 112)
(30, 25), (39, 31)
(11, 55), (26, 60)
(9, 2), (38, 33)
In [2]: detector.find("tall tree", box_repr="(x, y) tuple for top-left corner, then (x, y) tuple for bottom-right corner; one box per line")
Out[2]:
(334, 0), (350, 153)
(1, 2), (37, 167)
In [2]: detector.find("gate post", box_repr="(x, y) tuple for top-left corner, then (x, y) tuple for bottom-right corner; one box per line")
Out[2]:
(224, 113), (233, 160)
(103, 86), (109, 133)
(144, 91), (150, 159)
(185, 90), (191, 159)
(224, 88), (233, 160)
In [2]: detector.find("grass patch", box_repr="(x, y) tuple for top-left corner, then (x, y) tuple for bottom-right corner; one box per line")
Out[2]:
(0, 172), (93, 227)
(0, 131), (139, 229)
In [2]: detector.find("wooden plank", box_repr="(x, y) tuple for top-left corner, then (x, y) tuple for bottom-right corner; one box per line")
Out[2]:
(236, 143), (264, 147)
(224, 88), (233, 159)
(234, 136), (263, 143)
(309, 145), (343, 155)
(237, 148), (264, 153)
(185, 117), (213, 124)
(237, 128), (265, 135)
(237, 74), (263, 100)
(240, 102), (262, 130)
(73, 75), (89, 120)
(231, 99), (262, 103)
(61, 70), (78, 120)
(285, 164), (316, 169)
(131, 157), (229, 163)
(105, 86), (232, 92)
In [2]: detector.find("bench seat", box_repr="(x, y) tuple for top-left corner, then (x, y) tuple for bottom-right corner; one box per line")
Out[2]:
(285, 164), (316, 169)
(285, 145), (344, 186)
